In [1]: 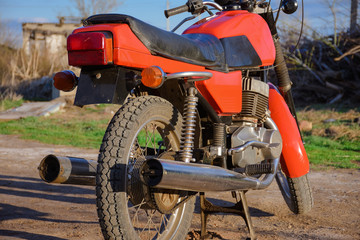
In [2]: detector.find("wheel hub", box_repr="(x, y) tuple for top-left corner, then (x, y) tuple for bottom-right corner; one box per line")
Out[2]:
(127, 151), (182, 213)
(150, 151), (181, 214)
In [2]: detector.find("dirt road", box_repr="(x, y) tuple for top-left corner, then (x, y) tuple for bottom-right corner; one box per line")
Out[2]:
(0, 134), (359, 240)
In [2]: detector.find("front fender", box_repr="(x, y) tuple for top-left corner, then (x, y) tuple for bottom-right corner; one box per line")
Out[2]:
(74, 66), (140, 106)
(268, 85), (309, 178)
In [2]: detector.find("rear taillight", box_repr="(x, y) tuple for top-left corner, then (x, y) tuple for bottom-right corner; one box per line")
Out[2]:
(67, 32), (113, 66)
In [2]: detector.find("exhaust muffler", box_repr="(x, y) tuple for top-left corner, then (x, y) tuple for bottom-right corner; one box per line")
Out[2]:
(38, 155), (96, 186)
(38, 154), (279, 192)
(141, 158), (279, 192)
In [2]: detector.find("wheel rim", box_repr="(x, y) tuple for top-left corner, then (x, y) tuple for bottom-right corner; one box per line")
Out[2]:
(126, 119), (186, 240)
(275, 167), (295, 212)
(276, 170), (291, 199)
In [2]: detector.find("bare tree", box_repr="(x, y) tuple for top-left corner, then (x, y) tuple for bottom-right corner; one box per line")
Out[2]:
(74, 0), (123, 19)
(350, 0), (358, 35)
(323, 0), (339, 45)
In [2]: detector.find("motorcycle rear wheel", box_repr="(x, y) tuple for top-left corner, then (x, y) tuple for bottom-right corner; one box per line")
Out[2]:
(96, 96), (195, 240)
(276, 169), (313, 214)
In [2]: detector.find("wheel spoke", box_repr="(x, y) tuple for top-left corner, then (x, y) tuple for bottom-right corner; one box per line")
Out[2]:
(152, 124), (157, 155)
(160, 214), (170, 233)
(138, 209), (157, 237)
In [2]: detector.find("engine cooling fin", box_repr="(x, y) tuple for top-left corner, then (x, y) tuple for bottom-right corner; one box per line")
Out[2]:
(236, 77), (269, 123)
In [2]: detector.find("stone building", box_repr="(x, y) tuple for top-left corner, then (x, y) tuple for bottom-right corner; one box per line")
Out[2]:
(22, 18), (81, 55)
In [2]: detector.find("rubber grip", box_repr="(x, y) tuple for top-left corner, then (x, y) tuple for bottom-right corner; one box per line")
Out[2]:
(165, 4), (189, 18)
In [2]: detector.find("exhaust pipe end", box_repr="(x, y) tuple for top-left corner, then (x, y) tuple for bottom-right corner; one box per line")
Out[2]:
(140, 158), (164, 187)
(38, 155), (96, 186)
(38, 154), (71, 184)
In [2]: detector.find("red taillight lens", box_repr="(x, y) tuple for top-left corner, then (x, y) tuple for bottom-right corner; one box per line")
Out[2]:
(67, 32), (105, 51)
(67, 32), (113, 66)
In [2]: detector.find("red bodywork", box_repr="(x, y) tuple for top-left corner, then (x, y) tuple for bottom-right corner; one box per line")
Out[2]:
(184, 11), (276, 67)
(268, 87), (310, 178)
(71, 24), (205, 73)
(67, 11), (308, 178)
(195, 71), (243, 114)
(68, 11), (275, 114)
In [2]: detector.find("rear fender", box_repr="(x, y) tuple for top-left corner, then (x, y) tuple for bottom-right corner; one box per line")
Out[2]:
(74, 66), (140, 106)
(268, 84), (309, 178)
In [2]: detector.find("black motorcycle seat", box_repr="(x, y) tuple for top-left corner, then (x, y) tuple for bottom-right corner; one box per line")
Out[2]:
(84, 14), (261, 71)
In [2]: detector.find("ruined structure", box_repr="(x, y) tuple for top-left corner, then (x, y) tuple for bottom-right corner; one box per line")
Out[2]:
(22, 18), (81, 55)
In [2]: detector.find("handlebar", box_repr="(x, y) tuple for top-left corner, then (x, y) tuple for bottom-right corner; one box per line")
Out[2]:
(165, 0), (204, 18)
(165, 0), (297, 19)
(165, 4), (189, 18)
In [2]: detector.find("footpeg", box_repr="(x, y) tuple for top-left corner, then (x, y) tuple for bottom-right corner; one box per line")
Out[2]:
(245, 163), (274, 175)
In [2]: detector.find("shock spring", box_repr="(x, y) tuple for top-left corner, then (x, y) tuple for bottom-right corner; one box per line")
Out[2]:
(179, 87), (198, 163)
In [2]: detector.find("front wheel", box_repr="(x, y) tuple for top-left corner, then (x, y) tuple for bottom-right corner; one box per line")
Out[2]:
(96, 96), (195, 240)
(276, 169), (314, 214)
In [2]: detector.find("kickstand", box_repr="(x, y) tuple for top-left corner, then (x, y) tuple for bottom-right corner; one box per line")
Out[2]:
(200, 191), (256, 240)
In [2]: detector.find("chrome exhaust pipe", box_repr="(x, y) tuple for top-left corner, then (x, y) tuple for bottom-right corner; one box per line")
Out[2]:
(38, 155), (97, 186)
(141, 157), (279, 192)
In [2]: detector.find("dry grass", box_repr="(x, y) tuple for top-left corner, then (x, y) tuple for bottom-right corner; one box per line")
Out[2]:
(298, 108), (360, 141)
(4, 48), (69, 86)
(0, 44), (74, 102)
(0, 19), (72, 95)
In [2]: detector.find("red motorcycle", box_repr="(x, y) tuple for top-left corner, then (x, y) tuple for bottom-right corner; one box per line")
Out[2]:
(39, 0), (313, 239)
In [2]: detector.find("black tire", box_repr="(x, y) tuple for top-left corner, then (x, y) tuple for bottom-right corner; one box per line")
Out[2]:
(276, 169), (314, 214)
(96, 96), (195, 240)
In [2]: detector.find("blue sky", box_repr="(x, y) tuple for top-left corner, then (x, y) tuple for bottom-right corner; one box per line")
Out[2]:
(1, 0), (175, 29)
(0, 0), (354, 39)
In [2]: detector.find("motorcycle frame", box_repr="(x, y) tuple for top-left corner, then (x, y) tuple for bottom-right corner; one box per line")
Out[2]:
(70, 6), (309, 179)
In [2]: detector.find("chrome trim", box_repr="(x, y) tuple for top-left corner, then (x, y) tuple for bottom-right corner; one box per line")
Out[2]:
(228, 141), (271, 155)
(171, 15), (198, 32)
(203, 1), (223, 11)
(166, 71), (213, 81)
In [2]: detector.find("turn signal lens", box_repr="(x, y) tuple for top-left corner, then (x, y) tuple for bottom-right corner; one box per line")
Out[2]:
(53, 70), (78, 92)
(141, 66), (165, 89)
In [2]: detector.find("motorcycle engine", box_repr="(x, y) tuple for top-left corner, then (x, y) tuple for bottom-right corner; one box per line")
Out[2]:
(231, 77), (282, 169)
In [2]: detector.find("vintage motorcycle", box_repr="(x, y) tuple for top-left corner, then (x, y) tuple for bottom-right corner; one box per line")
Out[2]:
(38, 0), (313, 239)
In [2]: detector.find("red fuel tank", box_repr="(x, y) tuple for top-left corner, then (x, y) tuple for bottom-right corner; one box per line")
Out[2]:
(184, 10), (275, 67)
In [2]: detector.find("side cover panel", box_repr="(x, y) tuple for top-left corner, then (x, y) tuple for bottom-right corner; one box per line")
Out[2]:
(195, 70), (243, 114)
(268, 86), (309, 178)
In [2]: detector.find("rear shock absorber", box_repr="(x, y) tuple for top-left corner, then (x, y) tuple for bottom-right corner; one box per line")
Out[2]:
(179, 87), (198, 163)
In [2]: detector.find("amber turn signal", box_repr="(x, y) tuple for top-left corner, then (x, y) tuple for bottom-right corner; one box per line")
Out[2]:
(141, 66), (165, 89)
(53, 70), (78, 92)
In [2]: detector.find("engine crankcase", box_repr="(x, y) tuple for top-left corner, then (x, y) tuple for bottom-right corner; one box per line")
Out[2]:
(231, 125), (282, 168)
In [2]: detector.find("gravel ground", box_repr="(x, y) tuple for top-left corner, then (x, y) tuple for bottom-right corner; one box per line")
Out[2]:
(0, 135), (359, 240)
